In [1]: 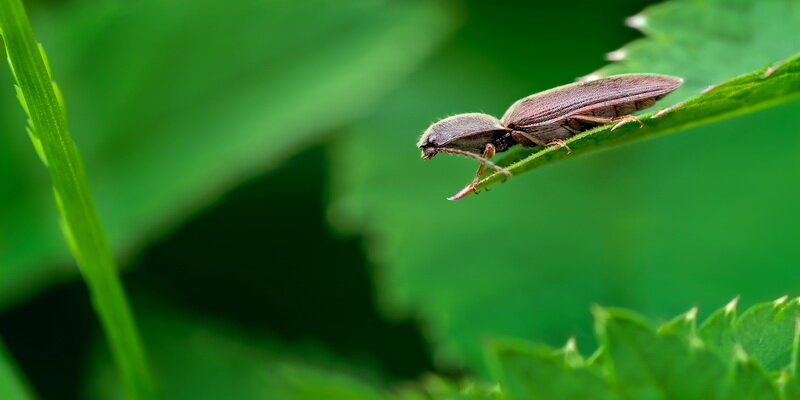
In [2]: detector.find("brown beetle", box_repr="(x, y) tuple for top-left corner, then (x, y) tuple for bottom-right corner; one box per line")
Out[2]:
(418, 74), (683, 199)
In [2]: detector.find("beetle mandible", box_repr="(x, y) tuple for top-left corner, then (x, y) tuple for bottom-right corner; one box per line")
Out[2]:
(418, 74), (683, 199)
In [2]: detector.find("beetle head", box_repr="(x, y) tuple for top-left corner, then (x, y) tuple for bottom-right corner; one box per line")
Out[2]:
(418, 113), (508, 159)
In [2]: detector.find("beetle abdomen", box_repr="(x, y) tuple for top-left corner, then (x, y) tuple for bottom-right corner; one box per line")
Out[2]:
(502, 74), (682, 128)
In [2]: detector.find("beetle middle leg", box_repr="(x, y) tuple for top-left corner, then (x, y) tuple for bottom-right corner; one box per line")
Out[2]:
(511, 131), (572, 153)
(571, 114), (644, 131)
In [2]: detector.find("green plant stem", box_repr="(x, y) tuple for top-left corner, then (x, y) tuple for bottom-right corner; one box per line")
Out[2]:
(0, 337), (35, 400)
(0, 0), (157, 398)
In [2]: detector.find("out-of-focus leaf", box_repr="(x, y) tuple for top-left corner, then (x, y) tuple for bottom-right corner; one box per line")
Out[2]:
(329, 0), (800, 373)
(728, 351), (782, 400)
(85, 300), (393, 400)
(0, 337), (35, 400)
(0, 0), (456, 308)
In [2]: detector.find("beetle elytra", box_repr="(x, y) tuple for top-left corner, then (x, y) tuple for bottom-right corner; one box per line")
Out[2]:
(418, 73), (683, 199)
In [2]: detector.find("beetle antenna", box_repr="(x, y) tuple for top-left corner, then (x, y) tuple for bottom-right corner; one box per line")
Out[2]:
(435, 147), (512, 177)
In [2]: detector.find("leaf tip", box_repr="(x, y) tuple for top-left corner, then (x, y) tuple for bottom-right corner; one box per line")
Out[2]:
(686, 306), (698, 321)
(564, 336), (577, 352)
(734, 343), (749, 363)
(725, 296), (740, 314)
(689, 335), (705, 350)
(625, 14), (647, 30)
(605, 48), (627, 61)
(578, 72), (602, 82)
(775, 295), (789, 306)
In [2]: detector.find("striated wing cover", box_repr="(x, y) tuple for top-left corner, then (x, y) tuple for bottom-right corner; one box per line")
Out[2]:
(501, 74), (682, 128)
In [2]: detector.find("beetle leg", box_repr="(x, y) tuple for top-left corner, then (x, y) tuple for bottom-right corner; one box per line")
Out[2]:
(512, 131), (572, 153)
(652, 101), (686, 119)
(546, 139), (572, 153)
(469, 143), (496, 193)
(571, 114), (644, 131)
(447, 144), (500, 200)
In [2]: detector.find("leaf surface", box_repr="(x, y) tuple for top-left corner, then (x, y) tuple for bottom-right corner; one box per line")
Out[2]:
(0, 0), (455, 308)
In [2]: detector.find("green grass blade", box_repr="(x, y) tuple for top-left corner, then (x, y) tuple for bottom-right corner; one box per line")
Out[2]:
(0, 338), (35, 400)
(0, 0), (156, 398)
(475, 54), (800, 191)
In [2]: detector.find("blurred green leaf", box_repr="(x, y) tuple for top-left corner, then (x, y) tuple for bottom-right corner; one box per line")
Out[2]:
(476, 55), (800, 192)
(728, 350), (782, 400)
(0, 0), (455, 308)
(0, 337), (35, 400)
(329, 0), (800, 373)
(86, 299), (395, 400)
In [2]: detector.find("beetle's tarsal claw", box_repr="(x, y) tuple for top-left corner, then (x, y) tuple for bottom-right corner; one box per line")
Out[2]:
(611, 115), (644, 131)
(448, 184), (477, 200)
(547, 139), (572, 154)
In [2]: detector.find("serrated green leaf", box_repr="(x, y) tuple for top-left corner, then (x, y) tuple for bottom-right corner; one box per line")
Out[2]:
(657, 307), (697, 337)
(597, 0), (800, 102)
(487, 301), (796, 400)
(726, 348), (782, 400)
(699, 297), (800, 373)
(0, 0), (455, 308)
(736, 298), (800, 372)
(699, 298), (740, 364)
(491, 339), (617, 400)
(596, 308), (728, 400)
(405, 376), (501, 400)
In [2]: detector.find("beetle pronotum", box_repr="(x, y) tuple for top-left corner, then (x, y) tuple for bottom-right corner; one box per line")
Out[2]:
(418, 74), (683, 200)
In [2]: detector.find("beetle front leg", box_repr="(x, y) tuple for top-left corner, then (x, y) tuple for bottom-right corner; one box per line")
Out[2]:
(571, 114), (644, 131)
(469, 143), (496, 191)
(448, 143), (498, 200)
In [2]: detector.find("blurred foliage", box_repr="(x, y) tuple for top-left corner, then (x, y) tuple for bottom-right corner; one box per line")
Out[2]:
(0, 0), (456, 309)
(85, 297), (393, 400)
(330, 0), (800, 373)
